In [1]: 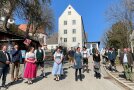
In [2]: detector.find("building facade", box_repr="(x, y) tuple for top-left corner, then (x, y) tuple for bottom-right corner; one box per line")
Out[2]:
(58, 5), (87, 49)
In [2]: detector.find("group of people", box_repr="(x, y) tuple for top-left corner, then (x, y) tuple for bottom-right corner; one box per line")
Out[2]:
(101, 48), (117, 72)
(0, 44), (46, 89)
(101, 47), (134, 81)
(52, 46), (91, 81)
(0, 44), (102, 89)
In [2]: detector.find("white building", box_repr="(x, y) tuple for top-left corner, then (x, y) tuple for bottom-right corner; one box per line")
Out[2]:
(58, 5), (87, 49)
(46, 33), (58, 50)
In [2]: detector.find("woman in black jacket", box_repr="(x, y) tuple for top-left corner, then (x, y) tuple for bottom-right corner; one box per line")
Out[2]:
(93, 50), (101, 79)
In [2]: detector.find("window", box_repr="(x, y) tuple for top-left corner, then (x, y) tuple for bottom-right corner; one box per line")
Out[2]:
(64, 38), (67, 42)
(64, 21), (67, 25)
(64, 29), (67, 34)
(10, 19), (13, 22)
(72, 20), (76, 25)
(68, 11), (71, 15)
(69, 7), (71, 9)
(72, 37), (76, 42)
(72, 29), (76, 34)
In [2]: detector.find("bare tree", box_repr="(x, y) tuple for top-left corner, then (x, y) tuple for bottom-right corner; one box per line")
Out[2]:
(103, 0), (134, 48)
(105, 0), (134, 31)
(0, 0), (53, 37)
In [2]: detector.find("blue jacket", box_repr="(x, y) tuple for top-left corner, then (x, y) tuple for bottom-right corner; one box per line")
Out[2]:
(108, 51), (116, 61)
(11, 49), (22, 63)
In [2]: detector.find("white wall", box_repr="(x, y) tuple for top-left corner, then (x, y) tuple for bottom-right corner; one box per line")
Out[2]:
(58, 5), (85, 49)
(47, 44), (58, 50)
(29, 33), (47, 45)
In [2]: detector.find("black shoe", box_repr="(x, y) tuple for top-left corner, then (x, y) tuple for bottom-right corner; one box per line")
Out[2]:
(43, 76), (47, 78)
(80, 79), (83, 81)
(80, 76), (82, 81)
(24, 81), (28, 83)
(10, 81), (14, 85)
(75, 78), (78, 81)
(1, 85), (7, 89)
(83, 70), (85, 73)
(87, 69), (89, 73)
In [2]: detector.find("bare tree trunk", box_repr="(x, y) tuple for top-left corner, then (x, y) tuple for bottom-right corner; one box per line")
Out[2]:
(32, 26), (38, 37)
(25, 21), (31, 38)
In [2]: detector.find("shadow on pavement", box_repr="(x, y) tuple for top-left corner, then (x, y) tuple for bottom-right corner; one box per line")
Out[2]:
(61, 68), (68, 80)
(33, 76), (44, 83)
(45, 72), (51, 77)
(6, 79), (24, 89)
(63, 68), (68, 71)
(82, 74), (85, 79)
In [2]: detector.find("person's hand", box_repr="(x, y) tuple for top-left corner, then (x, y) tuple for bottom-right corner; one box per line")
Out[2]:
(33, 60), (36, 63)
(43, 56), (45, 60)
(74, 61), (76, 65)
(56, 61), (59, 64)
(6, 61), (10, 64)
(35, 59), (37, 62)
(57, 61), (61, 64)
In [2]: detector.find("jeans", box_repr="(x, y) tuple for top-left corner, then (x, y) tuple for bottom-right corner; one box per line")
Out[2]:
(0, 66), (9, 86)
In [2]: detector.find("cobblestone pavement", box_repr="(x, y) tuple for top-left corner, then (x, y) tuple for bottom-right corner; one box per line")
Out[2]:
(1, 57), (125, 90)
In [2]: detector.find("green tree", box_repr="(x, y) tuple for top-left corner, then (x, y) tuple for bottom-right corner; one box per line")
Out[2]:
(102, 21), (130, 49)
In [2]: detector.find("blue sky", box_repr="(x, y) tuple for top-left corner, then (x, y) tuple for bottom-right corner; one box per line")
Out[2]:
(50, 0), (119, 42)
(15, 0), (119, 44)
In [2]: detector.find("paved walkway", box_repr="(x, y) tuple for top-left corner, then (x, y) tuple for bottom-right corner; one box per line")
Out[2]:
(2, 57), (125, 90)
(106, 64), (134, 89)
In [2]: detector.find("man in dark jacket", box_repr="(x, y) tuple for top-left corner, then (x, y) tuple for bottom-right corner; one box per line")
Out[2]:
(11, 44), (22, 82)
(0, 45), (10, 88)
(108, 48), (116, 71)
(127, 48), (134, 61)
(68, 47), (75, 68)
(120, 48), (133, 81)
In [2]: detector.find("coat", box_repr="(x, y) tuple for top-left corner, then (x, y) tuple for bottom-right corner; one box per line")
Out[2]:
(108, 51), (116, 61)
(0, 51), (11, 67)
(11, 49), (22, 63)
(120, 52), (133, 66)
(93, 54), (101, 62)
